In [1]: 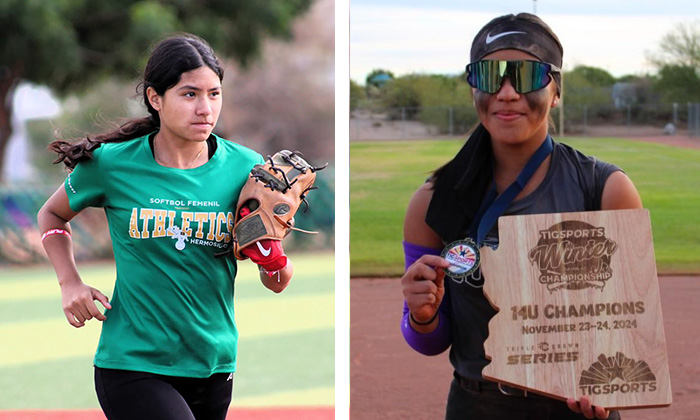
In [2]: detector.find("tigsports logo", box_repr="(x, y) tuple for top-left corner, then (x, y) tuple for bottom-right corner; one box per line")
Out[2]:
(528, 220), (618, 292)
(579, 352), (657, 395)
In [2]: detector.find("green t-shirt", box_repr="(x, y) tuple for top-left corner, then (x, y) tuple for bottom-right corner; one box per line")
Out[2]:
(65, 133), (263, 377)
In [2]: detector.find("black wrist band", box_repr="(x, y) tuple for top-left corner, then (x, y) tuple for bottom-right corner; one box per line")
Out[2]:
(410, 312), (438, 326)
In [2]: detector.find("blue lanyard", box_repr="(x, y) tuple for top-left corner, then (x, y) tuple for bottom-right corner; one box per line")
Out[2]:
(469, 135), (554, 245)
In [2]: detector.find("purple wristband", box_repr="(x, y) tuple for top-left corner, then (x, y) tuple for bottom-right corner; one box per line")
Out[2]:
(401, 241), (452, 356)
(403, 240), (443, 271)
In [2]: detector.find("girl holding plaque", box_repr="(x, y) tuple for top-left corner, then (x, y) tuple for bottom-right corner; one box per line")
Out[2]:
(400, 13), (642, 420)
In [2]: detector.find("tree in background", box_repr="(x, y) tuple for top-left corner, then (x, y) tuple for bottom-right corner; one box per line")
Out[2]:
(649, 21), (700, 68)
(568, 66), (616, 87)
(413, 74), (476, 134)
(215, 0), (334, 160)
(350, 80), (365, 112)
(648, 21), (700, 104)
(365, 69), (395, 88)
(381, 75), (422, 118)
(654, 65), (700, 103)
(0, 0), (312, 179)
(365, 69), (394, 98)
(378, 73), (476, 134)
(562, 65), (616, 107)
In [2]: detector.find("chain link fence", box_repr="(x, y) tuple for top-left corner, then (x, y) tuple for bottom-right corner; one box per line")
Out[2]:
(351, 103), (700, 140)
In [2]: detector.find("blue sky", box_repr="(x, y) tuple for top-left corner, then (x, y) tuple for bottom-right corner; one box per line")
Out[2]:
(350, 0), (700, 82)
(350, 0), (700, 15)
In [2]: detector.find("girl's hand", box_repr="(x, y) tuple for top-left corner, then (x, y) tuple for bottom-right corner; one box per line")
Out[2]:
(401, 255), (450, 324)
(566, 396), (609, 419)
(60, 281), (112, 328)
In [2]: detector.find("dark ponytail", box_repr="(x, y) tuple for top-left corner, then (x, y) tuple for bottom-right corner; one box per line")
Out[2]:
(50, 117), (158, 169)
(51, 33), (224, 170)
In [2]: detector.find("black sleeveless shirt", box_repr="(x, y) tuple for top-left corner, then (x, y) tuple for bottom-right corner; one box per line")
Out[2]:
(427, 139), (621, 380)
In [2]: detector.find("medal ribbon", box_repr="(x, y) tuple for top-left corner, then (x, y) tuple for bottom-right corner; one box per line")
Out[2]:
(469, 135), (554, 245)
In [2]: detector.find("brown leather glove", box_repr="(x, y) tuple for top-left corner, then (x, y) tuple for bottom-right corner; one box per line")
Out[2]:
(232, 150), (326, 260)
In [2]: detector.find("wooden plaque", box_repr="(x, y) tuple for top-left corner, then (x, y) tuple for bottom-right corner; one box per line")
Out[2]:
(481, 209), (671, 409)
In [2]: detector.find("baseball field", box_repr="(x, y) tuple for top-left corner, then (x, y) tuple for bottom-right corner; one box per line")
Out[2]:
(351, 136), (700, 276)
(350, 136), (700, 420)
(0, 252), (334, 420)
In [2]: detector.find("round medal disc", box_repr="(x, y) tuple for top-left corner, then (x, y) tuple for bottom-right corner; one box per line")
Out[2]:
(440, 239), (481, 278)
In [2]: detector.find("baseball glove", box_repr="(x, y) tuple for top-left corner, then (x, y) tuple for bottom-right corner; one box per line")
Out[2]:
(230, 150), (326, 260)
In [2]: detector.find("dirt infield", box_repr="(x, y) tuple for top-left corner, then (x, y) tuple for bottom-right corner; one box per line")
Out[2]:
(0, 407), (334, 420)
(350, 276), (700, 420)
(621, 135), (700, 150)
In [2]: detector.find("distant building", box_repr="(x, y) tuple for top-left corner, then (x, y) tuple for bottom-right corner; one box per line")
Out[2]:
(2, 83), (61, 182)
(612, 82), (637, 108)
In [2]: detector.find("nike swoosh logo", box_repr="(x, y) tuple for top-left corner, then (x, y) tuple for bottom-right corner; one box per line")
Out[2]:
(256, 241), (272, 257)
(486, 31), (526, 44)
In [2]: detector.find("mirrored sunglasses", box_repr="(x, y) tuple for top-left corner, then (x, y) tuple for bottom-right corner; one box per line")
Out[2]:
(465, 60), (561, 94)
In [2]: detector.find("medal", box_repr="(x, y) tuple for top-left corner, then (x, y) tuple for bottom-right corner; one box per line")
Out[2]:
(442, 136), (551, 281)
(441, 238), (481, 278)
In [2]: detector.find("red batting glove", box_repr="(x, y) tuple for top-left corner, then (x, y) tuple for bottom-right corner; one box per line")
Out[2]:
(239, 206), (252, 218)
(241, 239), (288, 272)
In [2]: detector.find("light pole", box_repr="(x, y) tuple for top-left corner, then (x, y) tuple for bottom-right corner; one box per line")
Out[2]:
(533, 0), (537, 15)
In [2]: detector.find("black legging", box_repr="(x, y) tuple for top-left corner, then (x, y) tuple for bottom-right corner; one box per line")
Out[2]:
(95, 367), (233, 420)
(446, 378), (622, 420)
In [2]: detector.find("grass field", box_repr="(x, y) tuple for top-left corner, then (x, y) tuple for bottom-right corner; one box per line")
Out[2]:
(350, 137), (700, 277)
(0, 252), (334, 411)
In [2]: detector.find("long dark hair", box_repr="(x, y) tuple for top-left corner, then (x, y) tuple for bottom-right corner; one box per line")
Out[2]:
(50, 33), (224, 170)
